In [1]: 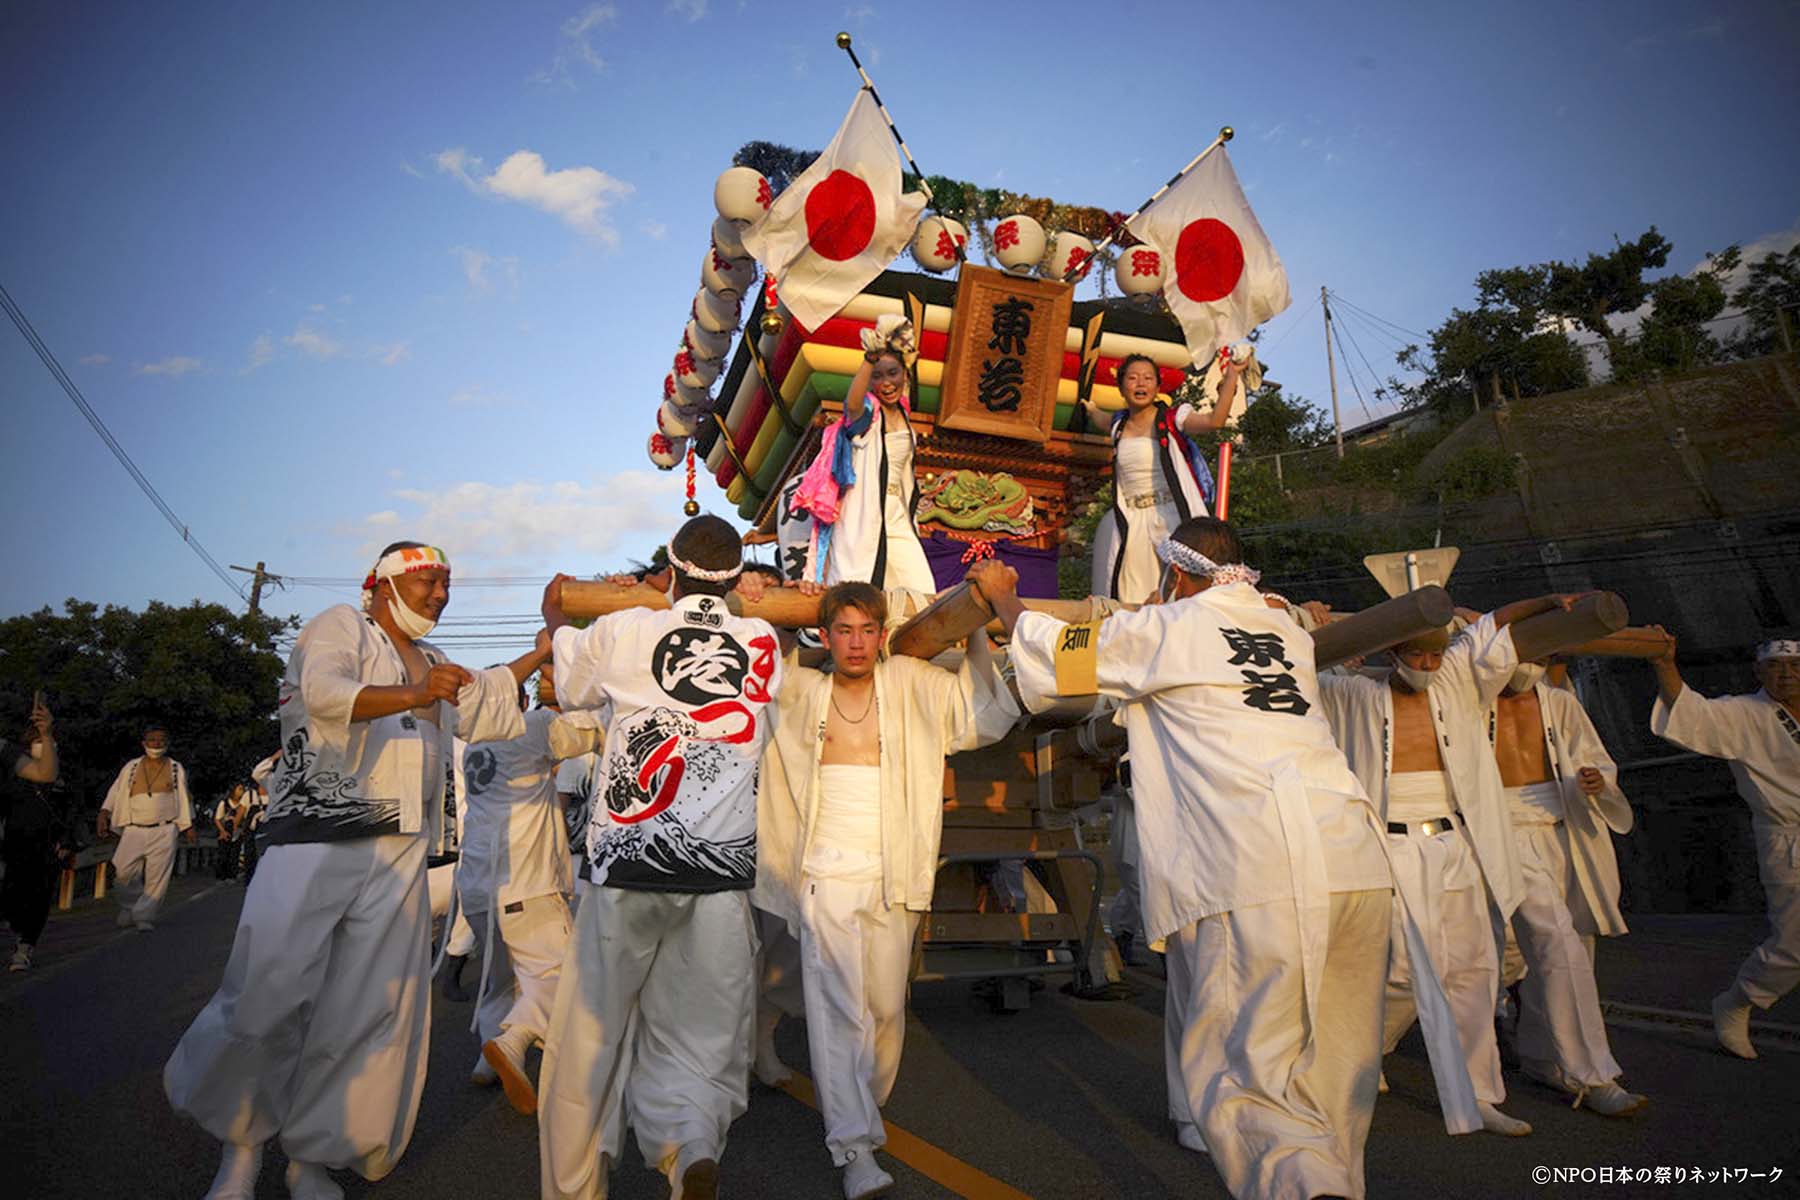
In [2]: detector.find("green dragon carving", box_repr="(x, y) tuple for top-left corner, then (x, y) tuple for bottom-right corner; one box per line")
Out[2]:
(915, 470), (1035, 534)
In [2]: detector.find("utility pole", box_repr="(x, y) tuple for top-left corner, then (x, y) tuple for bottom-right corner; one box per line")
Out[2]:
(1322, 285), (1344, 458)
(230, 562), (273, 616)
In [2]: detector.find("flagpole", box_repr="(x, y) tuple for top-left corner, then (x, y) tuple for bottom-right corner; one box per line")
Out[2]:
(1066, 125), (1234, 282)
(835, 31), (964, 262)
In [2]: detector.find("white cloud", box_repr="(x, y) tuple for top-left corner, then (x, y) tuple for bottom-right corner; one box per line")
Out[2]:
(641, 220), (669, 240)
(136, 356), (204, 377)
(244, 333), (277, 372)
(668, 0), (707, 20)
(531, 3), (618, 85)
(845, 5), (876, 20)
(400, 161), (425, 179)
(355, 472), (688, 564)
(372, 341), (411, 367)
(452, 245), (521, 293)
(437, 148), (633, 245)
(286, 325), (343, 358)
(79, 353), (109, 366)
(448, 385), (524, 409)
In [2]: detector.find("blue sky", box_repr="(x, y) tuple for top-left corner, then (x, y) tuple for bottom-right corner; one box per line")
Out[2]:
(4, 0), (1796, 655)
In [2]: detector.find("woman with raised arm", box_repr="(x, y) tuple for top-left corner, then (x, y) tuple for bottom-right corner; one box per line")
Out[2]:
(1084, 352), (1241, 604)
(790, 315), (935, 594)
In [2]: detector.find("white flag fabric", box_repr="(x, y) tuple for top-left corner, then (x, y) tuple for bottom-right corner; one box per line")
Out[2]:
(1126, 146), (1290, 367)
(742, 89), (928, 333)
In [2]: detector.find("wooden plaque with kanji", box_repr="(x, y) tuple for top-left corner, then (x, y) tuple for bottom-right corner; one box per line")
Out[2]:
(937, 265), (1074, 444)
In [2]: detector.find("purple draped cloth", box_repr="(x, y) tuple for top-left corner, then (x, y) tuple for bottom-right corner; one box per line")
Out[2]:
(920, 531), (1061, 599)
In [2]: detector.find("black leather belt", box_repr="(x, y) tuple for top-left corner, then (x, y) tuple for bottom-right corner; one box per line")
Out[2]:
(1387, 812), (1465, 837)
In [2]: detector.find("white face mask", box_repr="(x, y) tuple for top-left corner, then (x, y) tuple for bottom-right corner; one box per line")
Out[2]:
(1393, 662), (1436, 692)
(1508, 662), (1547, 694)
(386, 577), (439, 639)
(143, 746), (168, 759)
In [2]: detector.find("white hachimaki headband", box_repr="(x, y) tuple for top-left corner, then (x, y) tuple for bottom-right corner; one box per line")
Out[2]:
(666, 542), (743, 584)
(1757, 639), (1800, 662)
(361, 545), (451, 610)
(1156, 537), (1261, 587)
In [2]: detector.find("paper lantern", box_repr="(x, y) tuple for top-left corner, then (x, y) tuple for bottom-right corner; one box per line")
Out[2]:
(1045, 231), (1096, 282)
(685, 318), (732, 362)
(992, 214), (1046, 275)
(911, 215), (968, 273)
(1115, 244), (1166, 295)
(672, 372), (710, 408)
(712, 216), (748, 260)
(701, 247), (756, 301)
(658, 398), (702, 439)
(648, 432), (687, 470)
(675, 346), (721, 389)
(714, 166), (771, 229)
(692, 287), (741, 334)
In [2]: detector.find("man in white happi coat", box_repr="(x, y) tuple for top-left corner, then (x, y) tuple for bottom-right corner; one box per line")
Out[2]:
(538, 515), (783, 1200)
(1647, 631), (1800, 1059)
(97, 724), (195, 930)
(461, 637), (604, 1114)
(164, 542), (543, 1200)
(988, 517), (1392, 1200)
(1490, 658), (1643, 1115)
(753, 572), (1018, 1199)
(1320, 600), (1576, 1138)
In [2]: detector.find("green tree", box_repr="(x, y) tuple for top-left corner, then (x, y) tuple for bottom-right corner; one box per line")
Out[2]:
(0, 600), (293, 812)
(1725, 243), (1800, 358)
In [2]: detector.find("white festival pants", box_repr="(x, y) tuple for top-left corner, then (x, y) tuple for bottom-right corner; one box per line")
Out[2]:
(1736, 824), (1800, 1009)
(1378, 827), (1508, 1107)
(538, 883), (756, 1200)
(428, 862), (478, 957)
(1168, 889), (1390, 1200)
(1108, 787), (1143, 942)
(112, 822), (178, 923)
(467, 893), (573, 1045)
(1510, 819), (1622, 1085)
(799, 864), (921, 1166)
(163, 835), (431, 1180)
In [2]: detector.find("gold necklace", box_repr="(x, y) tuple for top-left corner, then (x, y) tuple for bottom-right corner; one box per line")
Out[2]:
(830, 684), (876, 725)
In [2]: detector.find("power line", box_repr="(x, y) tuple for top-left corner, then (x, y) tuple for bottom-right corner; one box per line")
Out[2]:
(1327, 317), (1376, 423)
(1325, 292), (1429, 341)
(1, 282), (246, 602)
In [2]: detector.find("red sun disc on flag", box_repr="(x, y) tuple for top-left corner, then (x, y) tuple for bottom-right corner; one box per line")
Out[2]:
(1174, 218), (1245, 303)
(804, 170), (877, 262)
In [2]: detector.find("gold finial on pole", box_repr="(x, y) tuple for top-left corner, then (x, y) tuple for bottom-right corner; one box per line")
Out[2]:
(836, 31), (852, 49)
(1220, 126), (1234, 142)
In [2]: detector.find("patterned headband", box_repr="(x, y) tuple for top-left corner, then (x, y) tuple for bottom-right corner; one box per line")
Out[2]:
(1156, 537), (1261, 587)
(1757, 639), (1800, 662)
(361, 545), (451, 609)
(666, 542), (743, 583)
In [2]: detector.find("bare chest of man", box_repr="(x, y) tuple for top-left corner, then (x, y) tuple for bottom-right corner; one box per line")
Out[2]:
(821, 691), (880, 767)
(396, 641), (441, 727)
(132, 760), (174, 796)
(1494, 694), (1551, 787)
(1389, 687), (1446, 775)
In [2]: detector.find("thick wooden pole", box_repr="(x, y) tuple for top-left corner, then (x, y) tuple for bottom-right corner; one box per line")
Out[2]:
(1509, 592), (1629, 662)
(1311, 585), (1455, 670)
(1564, 625), (1674, 659)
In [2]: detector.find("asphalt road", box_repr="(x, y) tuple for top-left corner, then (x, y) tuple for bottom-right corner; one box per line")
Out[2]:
(3, 877), (1795, 1199)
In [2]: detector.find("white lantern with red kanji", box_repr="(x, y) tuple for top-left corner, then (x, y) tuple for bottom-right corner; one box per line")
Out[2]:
(1115, 243), (1166, 295)
(685, 318), (732, 362)
(992, 214), (1046, 275)
(1045, 231), (1096, 282)
(714, 166), (772, 229)
(693, 287), (740, 334)
(671, 371), (709, 408)
(910, 215), (968, 273)
(648, 432), (687, 470)
(658, 398), (701, 439)
(675, 345), (721, 390)
(701, 247), (756, 301)
(712, 215), (748, 259)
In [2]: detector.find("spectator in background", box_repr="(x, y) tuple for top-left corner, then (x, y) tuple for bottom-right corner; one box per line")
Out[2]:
(97, 724), (194, 931)
(3, 696), (62, 971)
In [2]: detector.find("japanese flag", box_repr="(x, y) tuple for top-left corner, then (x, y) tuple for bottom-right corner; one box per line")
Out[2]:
(742, 89), (928, 333)
(1126, 146), (1290, 367)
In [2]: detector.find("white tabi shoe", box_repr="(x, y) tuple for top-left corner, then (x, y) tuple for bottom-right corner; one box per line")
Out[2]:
(7, 943), (31, 972)
(842, 1149), (894, 1200)
(1712, 988), (1758, 1059)
(134, 919), (155, 932)
(200, 1141), (263, 1200)
(471, 1048), (499, 1086)
(1477, 1102), (1532, 1137)
(283, 1159), (344, 1200)
(482, 1026), (537, 1115)
(1175, 1121), (1209, 1155)
(1576, 1081), (1648, 1118)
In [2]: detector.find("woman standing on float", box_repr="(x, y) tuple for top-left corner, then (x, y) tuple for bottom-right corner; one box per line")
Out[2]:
(792, 316), (935, 593)
(1084, 353), (1241, 604)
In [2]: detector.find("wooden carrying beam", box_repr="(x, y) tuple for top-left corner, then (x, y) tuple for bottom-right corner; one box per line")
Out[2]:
(1509, 592), (1629, 662)
(1564, 625), (1672, 659)
(1312, 586), (1455, 670)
